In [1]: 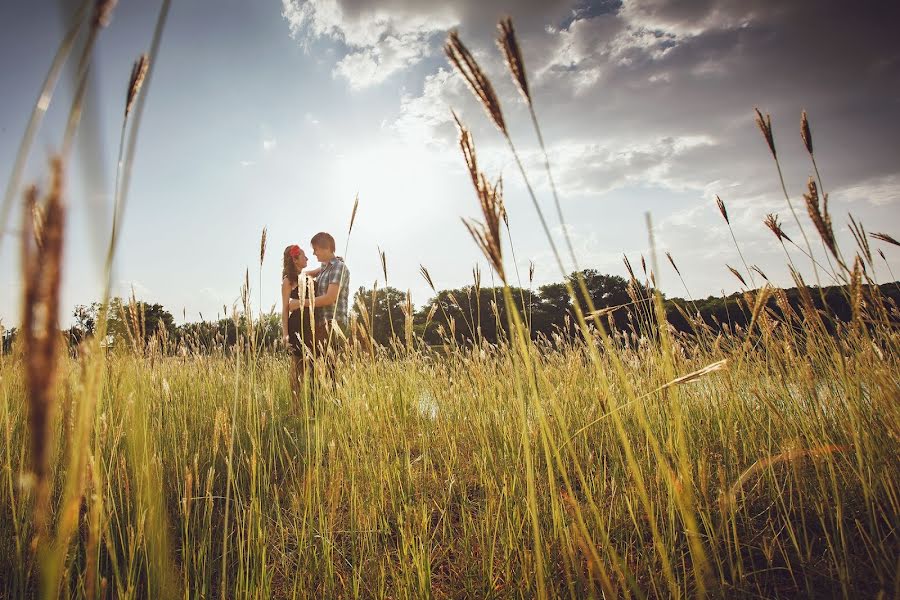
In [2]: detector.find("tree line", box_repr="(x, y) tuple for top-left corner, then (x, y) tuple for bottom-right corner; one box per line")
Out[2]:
(2, 269), (897, 355)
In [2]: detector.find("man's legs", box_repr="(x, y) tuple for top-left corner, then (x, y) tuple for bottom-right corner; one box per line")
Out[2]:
(314, 320), (345, 392)
(290, 351), (311, 408)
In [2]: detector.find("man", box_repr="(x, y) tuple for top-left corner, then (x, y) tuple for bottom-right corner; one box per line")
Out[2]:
(289, 231), (350, 354)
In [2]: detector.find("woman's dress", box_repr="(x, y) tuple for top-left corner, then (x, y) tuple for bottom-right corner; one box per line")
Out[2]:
(287, 280), (314, 357)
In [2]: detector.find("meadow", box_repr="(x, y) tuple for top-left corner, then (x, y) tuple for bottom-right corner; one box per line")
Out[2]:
(2, 3), (899, 598)
(1, 285), (898, 598)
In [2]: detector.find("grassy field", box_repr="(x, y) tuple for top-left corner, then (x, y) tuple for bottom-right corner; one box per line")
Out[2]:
(2, 5), (899, 598)
(2, 295), (899, 598)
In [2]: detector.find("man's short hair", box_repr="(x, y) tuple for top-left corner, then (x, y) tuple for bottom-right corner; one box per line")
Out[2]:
(310, 232), (336, 252)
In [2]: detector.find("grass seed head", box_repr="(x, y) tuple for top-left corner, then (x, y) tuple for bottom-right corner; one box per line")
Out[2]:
(452, 110), (480, 193)
(348, 193), (359, 235)
(803, 177), (838, 260)
(31, 195), (46, 251)
(425, 303), (438, 324)
(496, 177), (508, 227)
(870, 231), (899, 247)
(94, 0), (118, 28)
(497, 17), (530, 104)
(847, 215), (872, 265)
(378, 246), (388, 284)
(754, 107), (776, 159)
(463, 215), (505, 283)
(764, 213), (791, 243)
(453, 112), (506, 282)
(420, 265), (435, 291)
(445, 31), (507, 136)
(800, 110), (813, 155)
(665, 251), (681, 276)
(669, 358), (728, 386)
(623, 255), (636, 283)
(21, 157), (66, 541)
(751, 265), (769, 282)
(850, 255), (864, 322)
(587, 306), (617, 320)
(727, 265), (747, 287)
(259, 227), (267, 266)
(716, 195), (729, 224)
(126, 54), (150, 117)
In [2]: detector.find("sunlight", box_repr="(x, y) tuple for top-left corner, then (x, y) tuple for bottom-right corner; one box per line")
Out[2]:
(332, 139), (440, 207)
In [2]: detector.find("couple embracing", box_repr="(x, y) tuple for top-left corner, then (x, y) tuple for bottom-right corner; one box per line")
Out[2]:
(281, 232), (350, 404)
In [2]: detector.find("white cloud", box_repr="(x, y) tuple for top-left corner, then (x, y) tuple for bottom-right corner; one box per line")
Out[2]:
(282, 0), (456, 88)
(262, 137), (277, 152)
(527, 134), (718, 197)
(333, 33), (427, 89)
(833, 175), (900, 207)
(393, 68), (462, 145)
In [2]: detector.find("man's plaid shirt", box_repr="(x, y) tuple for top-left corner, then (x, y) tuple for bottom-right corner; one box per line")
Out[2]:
(314, 257), (350, 326)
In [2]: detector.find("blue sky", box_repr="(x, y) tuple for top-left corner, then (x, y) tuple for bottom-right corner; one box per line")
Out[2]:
(2, 0), (899, 327)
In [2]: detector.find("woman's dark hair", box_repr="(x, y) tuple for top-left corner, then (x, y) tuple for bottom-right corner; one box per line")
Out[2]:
(282, 245), (299, 282)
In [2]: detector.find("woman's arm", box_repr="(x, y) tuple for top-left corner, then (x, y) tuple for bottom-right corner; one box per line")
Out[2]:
(289, 283), (339, 311)
(281, 279), (292, 344)
(304, 266), (322, 277)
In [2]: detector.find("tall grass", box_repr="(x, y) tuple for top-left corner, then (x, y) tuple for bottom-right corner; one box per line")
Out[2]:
(2, 13), (899, 600)
(2, 294), (898, 597)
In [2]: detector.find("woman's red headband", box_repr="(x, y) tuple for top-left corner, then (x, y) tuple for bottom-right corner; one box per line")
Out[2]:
(289, 245), (301, 258)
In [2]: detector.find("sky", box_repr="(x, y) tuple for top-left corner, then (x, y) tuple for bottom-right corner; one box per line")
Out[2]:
(1, 0), (899, 328)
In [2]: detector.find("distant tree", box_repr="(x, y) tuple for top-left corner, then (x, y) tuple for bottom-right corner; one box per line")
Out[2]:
(534, 281), (570, 335)
(73, 302), (101, 336)
(533, 271), (626, 333)
(416, 285), (533, 345)
(1, 327), (16, 354)
(255, 312), (282, 350)
(571, 270), (631, 309)
(353, 286), (408, 347)
(66, 302), (102, 350)
(107, 298), (175, 350)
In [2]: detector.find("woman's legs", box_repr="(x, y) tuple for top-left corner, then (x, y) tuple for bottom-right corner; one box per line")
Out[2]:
(289, 353), (304, 407)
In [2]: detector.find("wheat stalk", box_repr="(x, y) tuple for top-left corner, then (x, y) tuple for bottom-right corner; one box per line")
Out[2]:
(755, 107), (821, 286)
(126, 54), (150, 117)
(727, 265), (747, 287)
(754, 108), (776, 160)
(716, 195), (756, 287)
(94, 0), (118, 28)
(20, 157), (66, 557)
(847, 215), (872, 268)
(870, 232), (899, 247)
(764, 213), (791, 243)
(802, 177), (844, 271)
(800, 110), (813, 155)
(451, 116), (506, 282)
(445, 32), (507, 135)
(348, 193), (359, 236)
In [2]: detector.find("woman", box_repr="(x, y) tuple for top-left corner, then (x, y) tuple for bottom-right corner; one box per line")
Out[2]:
(281, 244), (315, 405)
